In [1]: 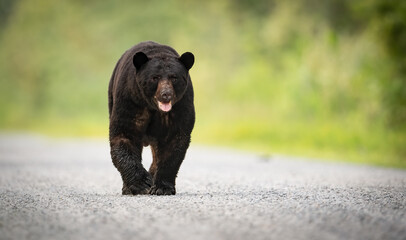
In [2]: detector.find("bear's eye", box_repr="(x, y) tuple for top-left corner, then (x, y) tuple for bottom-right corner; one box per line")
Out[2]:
(169, 75), (177, 83)
(152, 76), (161, 82)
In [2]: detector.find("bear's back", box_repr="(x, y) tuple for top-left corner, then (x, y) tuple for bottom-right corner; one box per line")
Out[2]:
(127, 41), (180, 60)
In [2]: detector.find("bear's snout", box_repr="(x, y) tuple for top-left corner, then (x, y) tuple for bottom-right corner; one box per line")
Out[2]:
(160, 90), (172, 103)
(156, 79), (174, 103)
(155, 79), (175, 112)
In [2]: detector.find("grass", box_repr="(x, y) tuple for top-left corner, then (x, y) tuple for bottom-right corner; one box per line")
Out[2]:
(195, 118), (406, 168)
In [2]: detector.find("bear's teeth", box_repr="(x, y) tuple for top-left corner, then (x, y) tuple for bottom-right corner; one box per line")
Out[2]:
(158, 101), (172, 112)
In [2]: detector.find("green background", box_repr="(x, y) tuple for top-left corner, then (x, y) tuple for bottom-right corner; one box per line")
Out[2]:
(1, 0), (405, 168)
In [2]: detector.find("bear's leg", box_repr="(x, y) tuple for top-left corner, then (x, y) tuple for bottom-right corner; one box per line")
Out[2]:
(148, 134), (190, 195)
(110, 136), (152, 195)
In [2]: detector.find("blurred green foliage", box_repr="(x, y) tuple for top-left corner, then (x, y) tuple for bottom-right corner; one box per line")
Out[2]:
(0, 0), (405, 167)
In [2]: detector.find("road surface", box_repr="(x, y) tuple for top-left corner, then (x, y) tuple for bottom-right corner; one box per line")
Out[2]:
(0, 133), (405, 240)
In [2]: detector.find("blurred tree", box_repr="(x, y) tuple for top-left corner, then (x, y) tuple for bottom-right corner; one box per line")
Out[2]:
(299, 0), (406, 128)
(0, 0), (18, 35)
(230, 0), (275, 18)
(301, 0), (364, 32)
(373, 1), (406, 127)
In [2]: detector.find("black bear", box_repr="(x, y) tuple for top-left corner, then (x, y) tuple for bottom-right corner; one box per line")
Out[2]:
(108, 41), (195, 195)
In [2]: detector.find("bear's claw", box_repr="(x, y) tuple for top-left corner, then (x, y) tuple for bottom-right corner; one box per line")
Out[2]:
(122, 172), (152, 195)
(148, 184), (175, 195)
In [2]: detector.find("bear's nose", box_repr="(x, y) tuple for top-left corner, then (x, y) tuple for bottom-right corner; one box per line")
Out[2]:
(161, 91), (172, 102)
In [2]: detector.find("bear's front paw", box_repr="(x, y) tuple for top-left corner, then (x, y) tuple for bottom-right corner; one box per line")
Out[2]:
(148, 181), (176, 195)
(122, 170), (152, 195)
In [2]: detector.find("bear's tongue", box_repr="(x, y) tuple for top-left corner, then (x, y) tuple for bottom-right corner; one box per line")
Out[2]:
(158, 101), (172, 112)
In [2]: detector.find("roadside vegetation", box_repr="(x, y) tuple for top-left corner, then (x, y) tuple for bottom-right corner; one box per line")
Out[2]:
(0, 0), (405, 168)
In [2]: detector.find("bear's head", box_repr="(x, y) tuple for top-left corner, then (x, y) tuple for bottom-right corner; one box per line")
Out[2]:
(133, 52), (194, 112)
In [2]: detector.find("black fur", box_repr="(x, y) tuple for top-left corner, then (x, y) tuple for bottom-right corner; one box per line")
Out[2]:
(108, 41), (195, 195)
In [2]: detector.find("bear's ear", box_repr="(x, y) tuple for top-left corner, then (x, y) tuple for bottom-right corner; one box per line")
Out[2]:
(179, 52), (194, 71)
(133, 52), (149, 70)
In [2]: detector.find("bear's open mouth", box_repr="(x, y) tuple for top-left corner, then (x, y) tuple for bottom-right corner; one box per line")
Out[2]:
(158, 101), (172, 112)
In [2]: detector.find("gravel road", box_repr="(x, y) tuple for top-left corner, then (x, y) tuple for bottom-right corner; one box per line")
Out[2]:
(0, 133), (405, 240)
